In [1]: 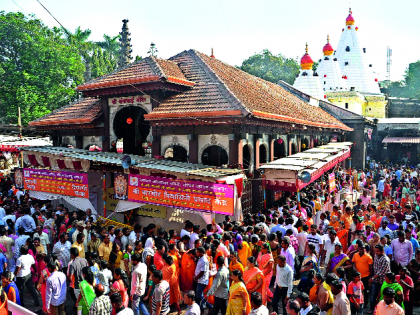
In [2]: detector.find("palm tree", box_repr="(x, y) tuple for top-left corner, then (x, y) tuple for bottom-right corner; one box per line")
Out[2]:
(96, 34), (120, 57)
(62, 26), (94, 81)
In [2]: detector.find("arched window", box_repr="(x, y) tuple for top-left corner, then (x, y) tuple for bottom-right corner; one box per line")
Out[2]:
(259, 144), (267, 166)
(164, 145), (188, 162)
(242, 144), (251, 170)
(291, 143), (298, 155)
(273, 139), (286, 160)
(201, 145), (228, 166)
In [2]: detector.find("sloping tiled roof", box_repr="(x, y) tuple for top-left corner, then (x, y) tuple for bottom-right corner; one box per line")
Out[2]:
(77, 57), (194, 91)
(29, 98), (102, 126)
(146, 50), (352, 131)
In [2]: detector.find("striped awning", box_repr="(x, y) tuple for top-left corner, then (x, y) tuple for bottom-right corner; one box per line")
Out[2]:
(382, 137), (420, 144)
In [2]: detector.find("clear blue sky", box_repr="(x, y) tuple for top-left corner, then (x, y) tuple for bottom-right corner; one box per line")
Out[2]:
(2, 0), (419, 81)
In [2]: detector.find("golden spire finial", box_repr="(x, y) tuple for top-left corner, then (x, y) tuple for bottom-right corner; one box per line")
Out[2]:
(210, 48), (215, 58)
(349, 7), (352, 14)
(305, 43), (308, 54)
(327, 34), (330, 43)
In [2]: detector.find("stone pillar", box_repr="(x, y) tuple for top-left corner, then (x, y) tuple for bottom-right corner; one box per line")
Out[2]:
(237, 139), (243, 167)
(255, 139), (261, 169)
(189, 134), (198, 164)
(229, 134), (239, 165)
(270, 139), (275, 161)
(101, 97), (110, 152)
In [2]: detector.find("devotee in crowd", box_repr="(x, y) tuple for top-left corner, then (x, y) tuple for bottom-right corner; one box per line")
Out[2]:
(10, 162), (420, 315)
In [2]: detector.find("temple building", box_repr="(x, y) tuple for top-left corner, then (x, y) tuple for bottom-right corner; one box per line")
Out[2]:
(292, 44), (324, 101)
(29, 21), (353, 212)
(293, 9), (387, 118)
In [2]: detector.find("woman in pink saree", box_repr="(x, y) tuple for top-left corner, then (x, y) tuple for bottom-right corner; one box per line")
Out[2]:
(256, 243), (274, 300)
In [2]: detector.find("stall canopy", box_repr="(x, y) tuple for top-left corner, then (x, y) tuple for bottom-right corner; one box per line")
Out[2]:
(261, 142), (352, 191)
(382, 136), (420, 144)
(0, 136), (51, 152)
(28, 190), (98, 214)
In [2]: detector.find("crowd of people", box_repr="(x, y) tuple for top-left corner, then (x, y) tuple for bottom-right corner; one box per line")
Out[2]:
(1, 163), (419, 315)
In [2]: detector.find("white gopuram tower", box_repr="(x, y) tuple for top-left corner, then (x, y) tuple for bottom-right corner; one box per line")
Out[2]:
(335, 9), (380, 94)
(316, 35), (348, 92)
(293, 43), (325, 101)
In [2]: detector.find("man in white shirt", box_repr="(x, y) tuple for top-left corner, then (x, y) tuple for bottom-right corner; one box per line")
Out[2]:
(297, 226), (308, 264)
(280, 236), (296, 270)
(296, 292), (320, 315)
(306, 225), (324, 255)
(72, 221), (88, 251)
(256, 215), (270, 236)
(189, 225), (200, 249)
(284, 217), (298, 237)
(321, 230), (340, 266)
(98, 260), (113, 294)
(184, 291), (200, 315)
(129, 224), (143, 248)
(131, 253), (148, 315)
(272, 255), (293, 315)
(34, 225), (50, 253)
(180, 221), (194, 238)
(249, 292), (268, 315)
(15, 245), (40, 307)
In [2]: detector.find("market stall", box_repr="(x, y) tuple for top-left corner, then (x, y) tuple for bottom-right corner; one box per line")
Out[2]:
(261, 142), (353, 192)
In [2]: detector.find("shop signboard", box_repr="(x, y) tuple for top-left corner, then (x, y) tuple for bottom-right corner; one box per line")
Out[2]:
(23, 168), (89, 198)
(135, 204), (167, 219)
(128, 174), (234, 215)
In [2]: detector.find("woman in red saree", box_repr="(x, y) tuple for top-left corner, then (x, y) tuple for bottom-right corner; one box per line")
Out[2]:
(243, 257), (266, 305)
(162, 255), (181, 315)
(337, 221), (349, 253)
(256, 243), (274, 300)
(180, 249), (196, 292)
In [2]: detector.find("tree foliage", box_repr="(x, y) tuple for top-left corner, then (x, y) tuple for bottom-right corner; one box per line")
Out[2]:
(0, 11), (85, 124)
(386, 61), (420, 99)
(0, 11), (122, 124)
(239, 49), (300, 85)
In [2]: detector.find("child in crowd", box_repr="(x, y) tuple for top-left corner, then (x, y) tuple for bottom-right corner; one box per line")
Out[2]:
(348, 271), (364, 315)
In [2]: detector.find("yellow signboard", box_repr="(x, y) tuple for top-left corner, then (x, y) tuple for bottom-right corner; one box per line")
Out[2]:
(106, 187), (119, 212)
(136, 204), (167, 219)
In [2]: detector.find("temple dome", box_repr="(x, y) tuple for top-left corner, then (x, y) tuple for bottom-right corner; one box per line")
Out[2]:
(323, 35), (334, 56)
(346, 9), (355, 25)
(300, 43), (314, 70)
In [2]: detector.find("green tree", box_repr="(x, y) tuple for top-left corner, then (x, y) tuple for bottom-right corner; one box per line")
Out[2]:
(96, 34), (120, 57)
(239, 49), (300, 85)
(0, 11), (84, 124)
(403, 61), (420, 99)
(62, 26), (94, 81)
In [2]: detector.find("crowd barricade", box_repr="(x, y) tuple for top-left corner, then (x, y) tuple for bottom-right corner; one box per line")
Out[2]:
(94, 216), (134, 231)
(8, 301), (37, 315)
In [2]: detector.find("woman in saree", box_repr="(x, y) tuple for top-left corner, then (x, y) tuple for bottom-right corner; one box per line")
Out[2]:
(377, 272), (404, 308)
(37, 256), (51, 313)
(238, 235), (252, 268)
(109, 243), (123, 273)
(229, 251), (244, 274)
(110, 268), (129, 314)
(256, 243), (274, 300)
(142, 238), (155, 267)
(25, 238), (38, 284)
(1, 271), (20, 305)
(368, 233), (381, 257)
(300, 243), (319, 279)
(34, 237), (47, 278)
(243, 257), (266, 305)
(168, 243), (181, 275)
(309, 273), (323, 304)
(180, 249), (196, 292)
(337, 221), (349, 253)
(76, 267), (96, 315)
(162, 255), (181, 315)
(326, 244), (352, 275)
(226, 270), (252, 315)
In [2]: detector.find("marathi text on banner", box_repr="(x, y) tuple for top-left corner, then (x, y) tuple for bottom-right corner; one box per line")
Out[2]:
(127, 174), (234, 215)
(23, 168), (89, 198)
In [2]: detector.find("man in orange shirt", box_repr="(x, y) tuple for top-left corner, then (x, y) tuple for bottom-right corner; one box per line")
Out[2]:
(340, 207), (353, 230)
(351, 245), (373, 305)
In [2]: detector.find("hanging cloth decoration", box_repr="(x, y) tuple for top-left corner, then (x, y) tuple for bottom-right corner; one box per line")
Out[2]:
(235, 177), (243, 197)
